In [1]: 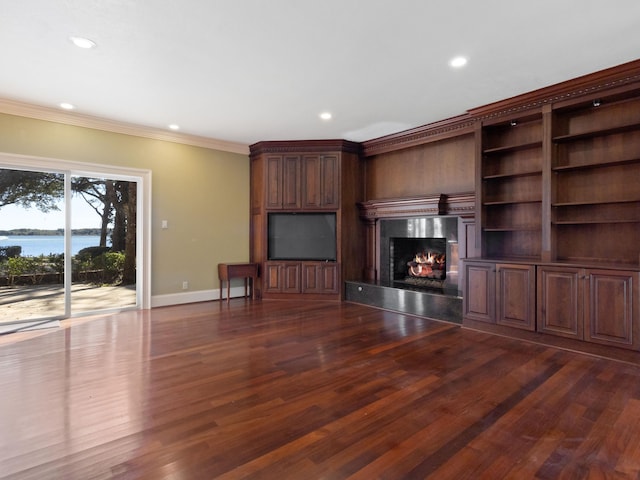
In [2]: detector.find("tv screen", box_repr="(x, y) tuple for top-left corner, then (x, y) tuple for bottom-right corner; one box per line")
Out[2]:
(268, 212), (337, 261)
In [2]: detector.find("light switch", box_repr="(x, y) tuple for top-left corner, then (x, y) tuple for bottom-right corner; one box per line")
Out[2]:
(162, 220), (168, 229)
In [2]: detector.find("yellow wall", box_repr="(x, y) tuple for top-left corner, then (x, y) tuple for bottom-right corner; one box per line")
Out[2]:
(0, 113), (250, 297)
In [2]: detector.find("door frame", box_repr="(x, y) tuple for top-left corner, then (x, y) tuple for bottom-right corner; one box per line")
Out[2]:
(0, 152), (151, 311)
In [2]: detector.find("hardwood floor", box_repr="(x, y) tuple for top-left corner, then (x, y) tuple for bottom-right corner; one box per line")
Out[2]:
(2, 299), (640, 479)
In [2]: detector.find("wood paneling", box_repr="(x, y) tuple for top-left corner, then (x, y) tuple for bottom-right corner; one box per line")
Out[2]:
(364, 134), (475, 200)
(3, 301), (640, 478)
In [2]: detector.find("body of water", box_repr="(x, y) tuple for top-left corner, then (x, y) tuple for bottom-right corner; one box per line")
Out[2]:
(0, 235), (109, 256)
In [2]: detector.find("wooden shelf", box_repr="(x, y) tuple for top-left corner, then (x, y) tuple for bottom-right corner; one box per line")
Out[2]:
(483, 226), (541, 232)
(553, 219), (640, 225)
(484, 199), (542, 206)
(553, 157), (640, 172)
(553, 122), (640, 143)
(482, 141), (542, 155)
(552, 199), (640, 207)
(483, 170), (542, 180)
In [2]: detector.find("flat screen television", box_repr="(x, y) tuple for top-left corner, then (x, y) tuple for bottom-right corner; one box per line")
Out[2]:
(268, 212), (337, 261)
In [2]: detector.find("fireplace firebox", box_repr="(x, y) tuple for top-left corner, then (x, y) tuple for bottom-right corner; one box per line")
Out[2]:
(390, 237), (447, 287)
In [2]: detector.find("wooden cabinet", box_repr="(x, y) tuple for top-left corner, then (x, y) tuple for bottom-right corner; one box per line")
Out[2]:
(463, 260), (535, 331)
(496, 263), (536, 331)
(463, 261), (495, 324)
(250, 140), (364, 300)
(265, 153), (339, 211)
(538, 266), (639, 350)
(302, 262), (339, 294)
(266, 154), (301, 209)
(467, 85), (640, 354)
(264, 262), (301, 294)
(537, 266), (582, 339)
(302, 154), (339, 209)
(263, 261), (339, 295)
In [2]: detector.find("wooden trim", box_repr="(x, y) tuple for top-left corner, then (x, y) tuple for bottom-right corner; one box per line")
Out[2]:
(361, 59), (640, 157)
(250, 139), (362, 157)
(361, 114), (475, 157)
(358, 192), (475, 220)
(469, 58), (640, 120)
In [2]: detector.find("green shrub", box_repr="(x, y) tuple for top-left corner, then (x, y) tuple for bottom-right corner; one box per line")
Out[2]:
(76, 246), (110, 261)
(6, 256), (36, 285)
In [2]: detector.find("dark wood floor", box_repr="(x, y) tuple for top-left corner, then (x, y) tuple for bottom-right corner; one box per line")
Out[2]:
(2, 300), (640, 479)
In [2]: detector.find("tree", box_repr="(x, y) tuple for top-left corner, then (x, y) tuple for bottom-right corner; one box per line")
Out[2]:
(0, 169), (63, 211)
(122, 182), (137, 285)
(108, 180), (136, 284)
(71, 177), (115, 248)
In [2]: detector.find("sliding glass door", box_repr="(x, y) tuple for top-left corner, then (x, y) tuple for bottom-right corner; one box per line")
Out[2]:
(71, 176), (137, 315)
(0, 164), (143, 331)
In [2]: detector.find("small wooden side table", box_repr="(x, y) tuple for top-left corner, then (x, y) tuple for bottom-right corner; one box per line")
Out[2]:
(218, 263), (259, 302)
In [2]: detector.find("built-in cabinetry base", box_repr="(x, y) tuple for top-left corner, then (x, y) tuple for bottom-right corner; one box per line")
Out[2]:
(464, 259), (640, 358)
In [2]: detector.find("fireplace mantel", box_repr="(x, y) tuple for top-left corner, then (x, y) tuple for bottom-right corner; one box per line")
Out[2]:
(358, 192), (475, 220)
(357, 192), (476, 283)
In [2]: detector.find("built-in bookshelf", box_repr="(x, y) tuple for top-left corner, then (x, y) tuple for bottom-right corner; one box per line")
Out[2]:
(551, 90), (640, 266)
(479, 113), (543, 260)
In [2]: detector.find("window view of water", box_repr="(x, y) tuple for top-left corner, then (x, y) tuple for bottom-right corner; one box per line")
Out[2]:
(0, 235), (108, 256)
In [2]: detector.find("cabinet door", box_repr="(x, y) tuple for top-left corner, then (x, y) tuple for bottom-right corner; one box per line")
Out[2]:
(302, 154), (339, 209)
(264, 262), (301, 293)
(265, 155), (283, 209)
(496, 264), (536, 331)
(302, 262), (339, 294)
(537, 266), (582, 339)
(282, 155), (301, 209)
(585, 269), (637, 350)
(302, 155), (321, 208)
(320, 154), (339, 208)
(282, 262), (301, 293)
(463, 261), (495, 324)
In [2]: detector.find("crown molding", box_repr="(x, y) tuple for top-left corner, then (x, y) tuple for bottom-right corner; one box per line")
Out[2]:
(249, 139), (362, 156)
(468, 58), (640, 121)
(0, 97), (250, 155)
(361, 114), (475, 157)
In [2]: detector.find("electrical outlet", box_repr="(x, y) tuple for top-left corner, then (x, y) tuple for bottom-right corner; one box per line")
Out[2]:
(182, 281), (188, 290)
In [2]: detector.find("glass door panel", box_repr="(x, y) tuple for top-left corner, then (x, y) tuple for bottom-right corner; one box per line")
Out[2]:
(71, 176), (137, 315)
(0, 168), (65, 330)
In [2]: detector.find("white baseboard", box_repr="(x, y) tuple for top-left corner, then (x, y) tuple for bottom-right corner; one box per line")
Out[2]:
(151, 286), (248, 308)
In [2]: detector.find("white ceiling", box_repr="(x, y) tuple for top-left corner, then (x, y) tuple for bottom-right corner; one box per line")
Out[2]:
(1, 1), (640, 148)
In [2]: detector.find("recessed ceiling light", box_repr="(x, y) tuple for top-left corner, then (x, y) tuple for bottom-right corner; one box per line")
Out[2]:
(168, 124), (180, 131)
(449, 56), (468, 68)
(70, 36), (96, 49)
(319, 112), (332, 120)
(59, 102), (75, 110)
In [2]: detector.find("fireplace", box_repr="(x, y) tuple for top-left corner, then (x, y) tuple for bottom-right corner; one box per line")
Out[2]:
(380, 216), (460, 294)
(346, 193), (475, 323)
(391, 236), (447, 285)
